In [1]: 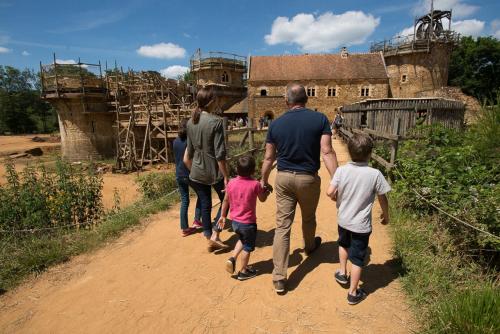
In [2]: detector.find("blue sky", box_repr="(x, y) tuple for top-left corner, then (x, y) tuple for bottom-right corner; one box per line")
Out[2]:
(0, 0), (499, 78)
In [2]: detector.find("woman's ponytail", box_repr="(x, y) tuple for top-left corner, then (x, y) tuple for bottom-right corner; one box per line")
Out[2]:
(192, 87), (214, 124)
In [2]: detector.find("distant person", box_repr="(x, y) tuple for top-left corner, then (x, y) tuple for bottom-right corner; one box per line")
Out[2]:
(261, 83), (338, 294)
(327, 133), (391, 305)
(217, 156), (272, 280)
(259, 117), (264, 130)
(173, 118), (202, 237)
(184, 87), (229, 252)
(332, 112), (343, 137)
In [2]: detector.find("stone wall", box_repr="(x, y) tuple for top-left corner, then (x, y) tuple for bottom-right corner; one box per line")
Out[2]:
(248, 79), (389, 121)
(386, 43), (453, 98)
(195, 67), (244, 87)
(52, 99), (116, 161)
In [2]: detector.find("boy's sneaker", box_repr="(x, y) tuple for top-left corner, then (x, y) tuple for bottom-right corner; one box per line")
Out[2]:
(192, 220), (202, 228)
(273, 280), (286, 295)
(237, 268), (258, 281)
(334, 270), (349, 285)
(226, 257), (236, 274)
(347, 289), (367, 305)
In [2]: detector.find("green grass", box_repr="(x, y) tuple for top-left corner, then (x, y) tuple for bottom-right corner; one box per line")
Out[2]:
(389, 194), (500, 333)
(0, 192), (178, 292)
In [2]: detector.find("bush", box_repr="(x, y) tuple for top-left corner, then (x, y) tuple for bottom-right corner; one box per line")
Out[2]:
(0, 159), (103, 232)
(394, 111), (500, 256)
(136, 172), (177, 200)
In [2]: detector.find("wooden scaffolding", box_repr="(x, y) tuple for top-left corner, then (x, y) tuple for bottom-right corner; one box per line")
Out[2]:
(106, 69), (194, 171)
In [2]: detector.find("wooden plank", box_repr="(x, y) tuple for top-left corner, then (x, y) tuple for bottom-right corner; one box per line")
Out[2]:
(362, 128), (399, 141)
(371, 152), (393, 170)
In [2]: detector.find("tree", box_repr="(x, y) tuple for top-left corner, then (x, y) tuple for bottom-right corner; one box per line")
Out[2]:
(448, 36), (500, 104)
(0, 65), (58, 134)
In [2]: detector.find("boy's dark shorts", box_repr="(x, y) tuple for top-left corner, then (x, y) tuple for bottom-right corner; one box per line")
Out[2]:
(232, 221), (257, 252)
(338, 226), (371, 267)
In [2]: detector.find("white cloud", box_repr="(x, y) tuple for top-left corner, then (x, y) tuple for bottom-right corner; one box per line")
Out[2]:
(396, 26), (415, 37)
(452, 19), (485, 36)
(137, 42), (186, 59)
(56, 58), (77, 64)
(160, 65), (189, 79)
(0, 46), (11, 53)
(21, 50), (30, 56)
(491, 20), (500, 39)
(264, 11), (380, 52)
(55, 59), (88, 68)
(413, 0), (479, 19)
(396, 18), (485, 38)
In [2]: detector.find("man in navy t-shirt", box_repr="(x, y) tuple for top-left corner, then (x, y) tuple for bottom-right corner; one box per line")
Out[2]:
(261, 84), (338, 294)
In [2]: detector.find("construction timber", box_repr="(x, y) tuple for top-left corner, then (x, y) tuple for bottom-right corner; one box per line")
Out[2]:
(106, 69), (195, 171)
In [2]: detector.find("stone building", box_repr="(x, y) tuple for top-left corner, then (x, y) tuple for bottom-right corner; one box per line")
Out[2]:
(371, 10), (459, 99)
(247, 49), (389, 121)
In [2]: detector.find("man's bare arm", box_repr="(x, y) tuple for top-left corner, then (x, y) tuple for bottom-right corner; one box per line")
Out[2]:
(321, 134), (338, 178)
(260, 143), (276, 187)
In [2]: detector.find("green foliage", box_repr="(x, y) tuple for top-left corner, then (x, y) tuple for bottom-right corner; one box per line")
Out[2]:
(391, 104), (500, 333)
(0, 65), (58, 134)
(0, 159), (103, 232)
(390, 205), (499, 333)
(394, 109), (500, 253)
(136, 172), (177, 200)
(427, 286), (500, 334)
(449, 36), (500, 104)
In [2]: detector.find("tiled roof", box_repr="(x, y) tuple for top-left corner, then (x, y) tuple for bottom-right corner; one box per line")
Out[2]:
(249, 53), (388, 81)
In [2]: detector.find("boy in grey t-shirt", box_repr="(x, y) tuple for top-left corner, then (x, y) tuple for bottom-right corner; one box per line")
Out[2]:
(327, 133), (391, 305)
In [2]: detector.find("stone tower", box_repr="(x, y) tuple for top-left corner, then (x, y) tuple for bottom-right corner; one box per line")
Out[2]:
(40, 57), (115, 161)
(190, 49), (247, 111)
(371, 8), (459, 98)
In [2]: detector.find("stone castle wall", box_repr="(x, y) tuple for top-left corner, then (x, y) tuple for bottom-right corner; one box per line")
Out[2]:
(248, 79), (389, 121)
(53, 99), (115, 161)
(386, 43), (453, 98)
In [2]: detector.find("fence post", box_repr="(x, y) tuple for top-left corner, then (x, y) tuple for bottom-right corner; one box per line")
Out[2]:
(248, 118), (254, 150)
(390, 118), (401, 168)
(223, 117), (229, 149)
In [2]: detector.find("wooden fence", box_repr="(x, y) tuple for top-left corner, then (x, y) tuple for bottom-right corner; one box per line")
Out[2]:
(222, 118), (268, 161)
(339, 118), (402, 171)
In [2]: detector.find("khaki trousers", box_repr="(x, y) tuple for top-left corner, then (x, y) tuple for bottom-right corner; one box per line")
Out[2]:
(272, 171), (321, 281)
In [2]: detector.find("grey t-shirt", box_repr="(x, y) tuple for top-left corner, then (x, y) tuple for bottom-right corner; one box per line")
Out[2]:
(331, 162), (391, 233)
(186, 112), (226, 185)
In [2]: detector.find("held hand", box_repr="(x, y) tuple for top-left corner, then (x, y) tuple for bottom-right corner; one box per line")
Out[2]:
(380, 214), (389, 225)
(217, 217), (226, 230)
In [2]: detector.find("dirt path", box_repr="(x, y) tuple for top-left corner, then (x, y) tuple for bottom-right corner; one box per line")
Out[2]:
(0, 139), (415, 334)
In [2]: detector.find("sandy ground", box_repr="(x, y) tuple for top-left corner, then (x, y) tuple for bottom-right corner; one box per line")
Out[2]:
(0, 135), (60, 157)
(0, 139), (415, 333)
(0, 135), (140, 210)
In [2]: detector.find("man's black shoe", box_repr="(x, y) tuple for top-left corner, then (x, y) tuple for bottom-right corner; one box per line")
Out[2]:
(305, 236), (322, 256)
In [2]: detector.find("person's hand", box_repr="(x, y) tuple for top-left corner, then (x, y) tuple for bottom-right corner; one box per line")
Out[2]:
(327, 189), (337, 201)
(217, 217), (226, 230)
(264, 183), (273, 194)
(380, 214), (389, 225)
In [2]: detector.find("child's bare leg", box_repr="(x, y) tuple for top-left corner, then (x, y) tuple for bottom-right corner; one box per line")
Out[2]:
(349, 264), (362, 295)
(232, 240), (244, 259)
(239, 250), (250, 273)
(339, 246), (349, 275)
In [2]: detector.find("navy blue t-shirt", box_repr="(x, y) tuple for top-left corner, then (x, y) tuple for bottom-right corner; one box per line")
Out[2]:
(266, 108), (332, 174)
(173, 137), (190, 178)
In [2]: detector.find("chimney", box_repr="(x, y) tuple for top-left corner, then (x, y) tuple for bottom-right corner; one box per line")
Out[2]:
(340, 47), (348, 58)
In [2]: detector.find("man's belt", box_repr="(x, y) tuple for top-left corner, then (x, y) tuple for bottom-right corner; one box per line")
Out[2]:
(278, 169), (317, 176)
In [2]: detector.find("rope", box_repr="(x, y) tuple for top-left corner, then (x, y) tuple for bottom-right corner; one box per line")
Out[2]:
(0, 188), (179, 234)
(393, 166), (500, 241)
